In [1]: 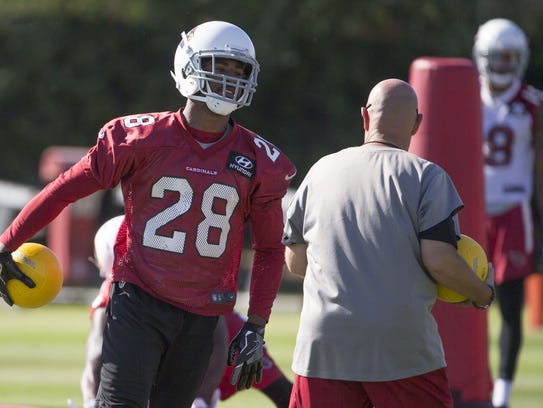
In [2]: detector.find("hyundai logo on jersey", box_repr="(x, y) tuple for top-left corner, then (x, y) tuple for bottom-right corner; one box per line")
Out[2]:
(227, 151), (256, 178)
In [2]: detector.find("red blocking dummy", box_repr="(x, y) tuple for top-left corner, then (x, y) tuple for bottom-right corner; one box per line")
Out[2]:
(409, 57), (492, 407)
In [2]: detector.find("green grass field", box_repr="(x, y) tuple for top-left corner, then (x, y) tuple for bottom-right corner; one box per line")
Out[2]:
(0, 299), (542, 407)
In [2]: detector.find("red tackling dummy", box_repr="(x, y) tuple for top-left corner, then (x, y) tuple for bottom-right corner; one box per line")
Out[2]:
(409, 57), (492, 406)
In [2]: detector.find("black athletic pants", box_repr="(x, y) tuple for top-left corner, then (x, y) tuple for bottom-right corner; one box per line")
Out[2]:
(96, 282), (218, 407)
(495, 277), (525, 380)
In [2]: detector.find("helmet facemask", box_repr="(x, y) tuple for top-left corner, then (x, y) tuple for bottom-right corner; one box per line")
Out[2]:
(478, 50), (524, 88)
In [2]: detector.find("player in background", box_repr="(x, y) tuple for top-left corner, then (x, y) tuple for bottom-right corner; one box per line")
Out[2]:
(473, 18), (543, 408)
(80, 215), (123, 408)
(0, 20), (295, 407)
(82, 216), (292, 408)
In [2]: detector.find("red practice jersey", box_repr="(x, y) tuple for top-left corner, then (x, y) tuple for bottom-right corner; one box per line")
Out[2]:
(1, 109), (296, 318)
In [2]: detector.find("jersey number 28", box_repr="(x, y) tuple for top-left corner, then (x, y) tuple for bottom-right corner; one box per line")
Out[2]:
(143, 176), (240, 258)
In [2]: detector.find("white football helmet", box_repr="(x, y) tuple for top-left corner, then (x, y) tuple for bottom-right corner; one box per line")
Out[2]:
(93, 215), (124, 280)
(473, 18), (529, 89)
(171, 21), (260, 116)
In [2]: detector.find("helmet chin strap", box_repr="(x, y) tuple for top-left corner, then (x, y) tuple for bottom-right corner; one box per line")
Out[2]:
(172, 71), (241, 116)
(204, 95), (239, 116)
(488, 72), (516, 89)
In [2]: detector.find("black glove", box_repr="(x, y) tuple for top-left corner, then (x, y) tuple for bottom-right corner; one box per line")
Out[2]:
(227, 321), (265, 390)
(0, 251), (35, 306)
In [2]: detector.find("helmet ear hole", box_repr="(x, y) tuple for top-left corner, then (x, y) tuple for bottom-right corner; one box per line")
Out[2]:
(180, 75), (200, 96)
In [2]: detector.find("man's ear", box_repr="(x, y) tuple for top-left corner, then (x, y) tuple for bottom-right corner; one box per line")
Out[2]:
(412, 112), (423, 135)
(362, 107), (370, 131)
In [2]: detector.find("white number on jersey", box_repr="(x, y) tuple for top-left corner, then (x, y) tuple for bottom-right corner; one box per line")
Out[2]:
(143, 176), (240, 258)
(123, 115), (156, 128)
(253, 136), (280, 162)
(485, 125), (514, 166)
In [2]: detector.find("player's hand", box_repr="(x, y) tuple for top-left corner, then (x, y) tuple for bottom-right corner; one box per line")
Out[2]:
(455, 263), (496, 308)
(227, 322), (265, 390)
(0, 251), (35, 306)
(471, 262), (496, 310)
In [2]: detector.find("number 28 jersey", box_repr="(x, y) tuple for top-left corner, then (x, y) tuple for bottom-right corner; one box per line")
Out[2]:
(1, 109), (295, 318)
(97, 109), (295, 316)
(482, 81), (541, 214)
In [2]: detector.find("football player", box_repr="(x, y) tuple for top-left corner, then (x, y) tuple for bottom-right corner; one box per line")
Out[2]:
(82, 216), (292, 408)
(473, 18), (543, 408)
(0, 20), (295, 408)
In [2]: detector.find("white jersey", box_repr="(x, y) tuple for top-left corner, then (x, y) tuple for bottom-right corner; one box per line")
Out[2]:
(482, 80), (541, 215)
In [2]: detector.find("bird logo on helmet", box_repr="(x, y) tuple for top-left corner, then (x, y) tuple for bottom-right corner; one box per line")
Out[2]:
(171, 21), (260, 116)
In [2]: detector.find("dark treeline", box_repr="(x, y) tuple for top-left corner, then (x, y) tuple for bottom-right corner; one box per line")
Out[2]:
(2, 0), (543, 186)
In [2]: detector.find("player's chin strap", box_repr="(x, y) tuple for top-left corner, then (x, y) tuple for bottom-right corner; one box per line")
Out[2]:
(203, 94), (239, 116)
(170, 70), (240, 116)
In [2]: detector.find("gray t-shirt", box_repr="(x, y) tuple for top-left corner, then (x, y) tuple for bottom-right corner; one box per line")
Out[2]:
(282, 145), (463, 381)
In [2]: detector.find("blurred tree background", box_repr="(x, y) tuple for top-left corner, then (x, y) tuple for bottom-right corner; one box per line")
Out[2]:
(2, 0), (543, 187)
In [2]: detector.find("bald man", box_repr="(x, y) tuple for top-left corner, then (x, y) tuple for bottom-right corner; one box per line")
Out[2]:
(282, 79), (495, 408)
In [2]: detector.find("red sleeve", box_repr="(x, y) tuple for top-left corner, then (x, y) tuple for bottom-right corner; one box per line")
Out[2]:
(248, 197), (286, 321)
(0, 158), (102, 251)
(245, 134), (296, 321)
